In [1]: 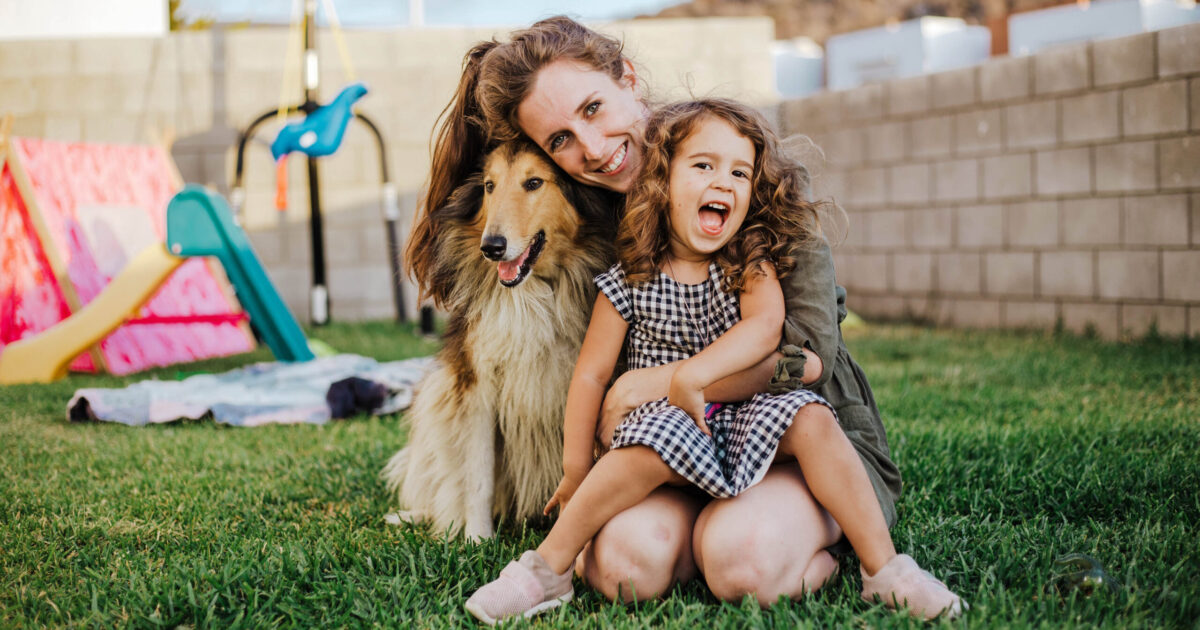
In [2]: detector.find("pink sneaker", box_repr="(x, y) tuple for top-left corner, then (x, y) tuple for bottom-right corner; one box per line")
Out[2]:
(861, 554), (966, 620)
(465, 550), (574, 625)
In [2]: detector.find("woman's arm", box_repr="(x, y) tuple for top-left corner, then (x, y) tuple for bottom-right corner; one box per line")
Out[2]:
(775, 240), (840, 392)
(668, 264), (785, 430)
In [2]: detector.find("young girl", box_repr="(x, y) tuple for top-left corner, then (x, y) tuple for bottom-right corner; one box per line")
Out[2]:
(465, 99), (964, 624)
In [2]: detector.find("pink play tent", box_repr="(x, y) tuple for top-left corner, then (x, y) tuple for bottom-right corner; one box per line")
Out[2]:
(0, 129), (256, 376)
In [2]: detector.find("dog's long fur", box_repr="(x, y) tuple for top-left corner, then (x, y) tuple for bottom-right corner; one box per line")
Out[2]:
(383, 140), (618, 539)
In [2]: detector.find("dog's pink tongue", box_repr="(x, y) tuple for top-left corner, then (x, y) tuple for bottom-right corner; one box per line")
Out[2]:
(497, 246), (531, 282)
(698, 209), (724, 235)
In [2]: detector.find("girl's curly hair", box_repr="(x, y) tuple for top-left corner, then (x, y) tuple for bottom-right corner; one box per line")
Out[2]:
(618, 98), (834, 293)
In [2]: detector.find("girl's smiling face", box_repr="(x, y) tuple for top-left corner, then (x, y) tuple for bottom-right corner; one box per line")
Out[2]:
(666, 116), (756, 263)
(516, 59), (650, 193)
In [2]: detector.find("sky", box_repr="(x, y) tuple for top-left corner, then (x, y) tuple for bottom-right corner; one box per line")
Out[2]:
(176, 0), (684, 27)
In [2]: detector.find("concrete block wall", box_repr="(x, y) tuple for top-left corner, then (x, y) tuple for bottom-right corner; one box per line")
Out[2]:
(0, 17), (776, 322)
(781, 22), (1200, 339)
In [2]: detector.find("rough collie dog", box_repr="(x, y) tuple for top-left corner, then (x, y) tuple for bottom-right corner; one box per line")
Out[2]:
(382, 140), (617, 539)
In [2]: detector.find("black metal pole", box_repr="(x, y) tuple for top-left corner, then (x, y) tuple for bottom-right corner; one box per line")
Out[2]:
(302, 0), (329, 326)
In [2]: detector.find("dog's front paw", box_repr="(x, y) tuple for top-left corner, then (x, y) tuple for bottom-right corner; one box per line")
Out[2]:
(463, 518), (495, 541)
(384, 510), (421, 526)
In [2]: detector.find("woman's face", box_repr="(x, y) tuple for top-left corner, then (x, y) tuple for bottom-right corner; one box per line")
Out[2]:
(516, 59), (649, 193)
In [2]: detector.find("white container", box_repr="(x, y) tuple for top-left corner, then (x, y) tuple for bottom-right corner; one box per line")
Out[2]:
(825, 17), (992, 90)
(774, 37), (825, 99)
(1009, 0), (1200, 56)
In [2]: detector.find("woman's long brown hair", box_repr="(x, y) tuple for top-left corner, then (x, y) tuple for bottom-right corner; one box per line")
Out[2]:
(618, 98), (834, 294)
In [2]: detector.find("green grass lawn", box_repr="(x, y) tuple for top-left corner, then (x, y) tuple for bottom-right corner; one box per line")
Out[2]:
(2, 322), (1197, 628)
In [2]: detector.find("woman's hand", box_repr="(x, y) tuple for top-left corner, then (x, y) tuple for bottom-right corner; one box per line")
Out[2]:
(668, 362), (710, 436)
(543, 473), (584, 515)
(599, 364), (678, 445)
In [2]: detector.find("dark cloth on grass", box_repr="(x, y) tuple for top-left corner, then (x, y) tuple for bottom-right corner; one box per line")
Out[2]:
(771, 239), (903, 552)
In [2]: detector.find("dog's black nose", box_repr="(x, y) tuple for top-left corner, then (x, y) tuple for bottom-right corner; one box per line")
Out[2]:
(480, 235), (507, 261)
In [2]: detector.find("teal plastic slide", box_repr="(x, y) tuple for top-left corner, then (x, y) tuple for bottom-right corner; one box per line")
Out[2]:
(166, 185), (314, 362)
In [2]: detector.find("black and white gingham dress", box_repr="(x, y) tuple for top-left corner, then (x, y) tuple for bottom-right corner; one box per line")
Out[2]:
(596, 262), (834, 498)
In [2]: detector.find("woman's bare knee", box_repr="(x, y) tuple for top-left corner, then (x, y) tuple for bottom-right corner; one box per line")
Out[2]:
(694, 466), (842, 606)
(582, 488), (701, 601)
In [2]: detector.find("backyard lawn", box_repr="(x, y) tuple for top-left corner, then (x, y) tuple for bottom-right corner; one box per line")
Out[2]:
(1, 321), (1196, 628)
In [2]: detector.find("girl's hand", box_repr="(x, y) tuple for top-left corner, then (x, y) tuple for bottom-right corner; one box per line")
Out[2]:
(543, 473), (584, 515)
(669, 365), (711, 436)
(599, 364), (678, 445)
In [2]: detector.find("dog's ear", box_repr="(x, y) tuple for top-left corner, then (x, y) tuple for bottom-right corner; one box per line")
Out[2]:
(555, 171), (622, 239)
(411, 172), (485, 307)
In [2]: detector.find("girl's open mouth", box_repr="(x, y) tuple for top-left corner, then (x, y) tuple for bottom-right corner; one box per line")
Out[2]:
(496, 231), (546, 287)
(698, 202), (729, 236)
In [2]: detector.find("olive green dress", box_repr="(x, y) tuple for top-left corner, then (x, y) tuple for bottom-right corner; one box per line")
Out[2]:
(769, 239), (903, 542)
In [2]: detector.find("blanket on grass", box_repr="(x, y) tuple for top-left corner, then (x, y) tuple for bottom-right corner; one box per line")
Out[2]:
(67, 354), (434, 427)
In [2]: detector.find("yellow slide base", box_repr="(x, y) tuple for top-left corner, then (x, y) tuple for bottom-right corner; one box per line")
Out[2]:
(0, 244), (184, 385)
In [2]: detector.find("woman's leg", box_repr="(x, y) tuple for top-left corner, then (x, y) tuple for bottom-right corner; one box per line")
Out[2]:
(777, 404), (896, 576)
(576, 486), (704, 602)
(693, 464), (843, 607)
(536, 445), (683, 574)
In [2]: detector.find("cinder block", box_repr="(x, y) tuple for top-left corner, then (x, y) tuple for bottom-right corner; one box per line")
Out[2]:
(953, 108), (1003, 155)
(911, 117), (953, 158)
(1191, 307), (1200, 339)
(813, 170), (849, 206)
(328, 264), (394, 303)
(864, 121), (907, 163)
(951, 299), (1002, 328)
(854, 296), (908, 320)
(840, 210), (868, 250)
(892, 253), (934, 292)
(982, 153), (1033, 200)
(850, 254), (890, 292)
(910, 208), (954, 249)
(246, 229), (284, 266)
(42, 116), (82, 141)
(956, 203), (1005, 248)
(1193, 80), (1200, 132)
(847, 167), (888, 208)
(1098, 251), (1160, 300)
(986, 252), (1036, 296)
(81, 114), (140, 144)
(888, 163), (931, 206)
(1040, 251), (1094, 298)
(1194, 193), (1200, 246)
(1034, 41), (1091, 95)
(1122, 305), (1187, 337)
(0, 79), (37, 116)
(1062, 198), (1121, 246)
(0, 41), (73, 79)
(325, 226), (368, 265)
(1124, 194), (1190, 246)
(1159, 137), (1200, 189)
(844, 83), (885, 121)
(1095, 141), (1157, 194)
(1164, 251), (1200, 301)
(1123, 81), (1189, 137)
(1034, 147), (1092, 195)
(936, 252), (983, 293)
(866, 210), (907, 248)
(885, 74), (931, 116)
(1093, 32), (1155, 87)
(1004, 100), (1058, 149)
(1061, 91), (1119, 143)
(1007, 200), (1059, 247)
(980, 56), (1031, 103)
(933, 158), (980, 202)
(930, 67), (978, 110)
(1004, 301), (1058, 329)
(780, 98), (818, 136)
(73, 39), (157, 75)
(827, 128), (865, 165)
(1158, 22), (1200, 77)
(1062, 303), (1119, 339)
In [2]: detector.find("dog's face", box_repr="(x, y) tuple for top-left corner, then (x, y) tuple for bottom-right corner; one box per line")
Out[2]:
(475, 143), (583, 288)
